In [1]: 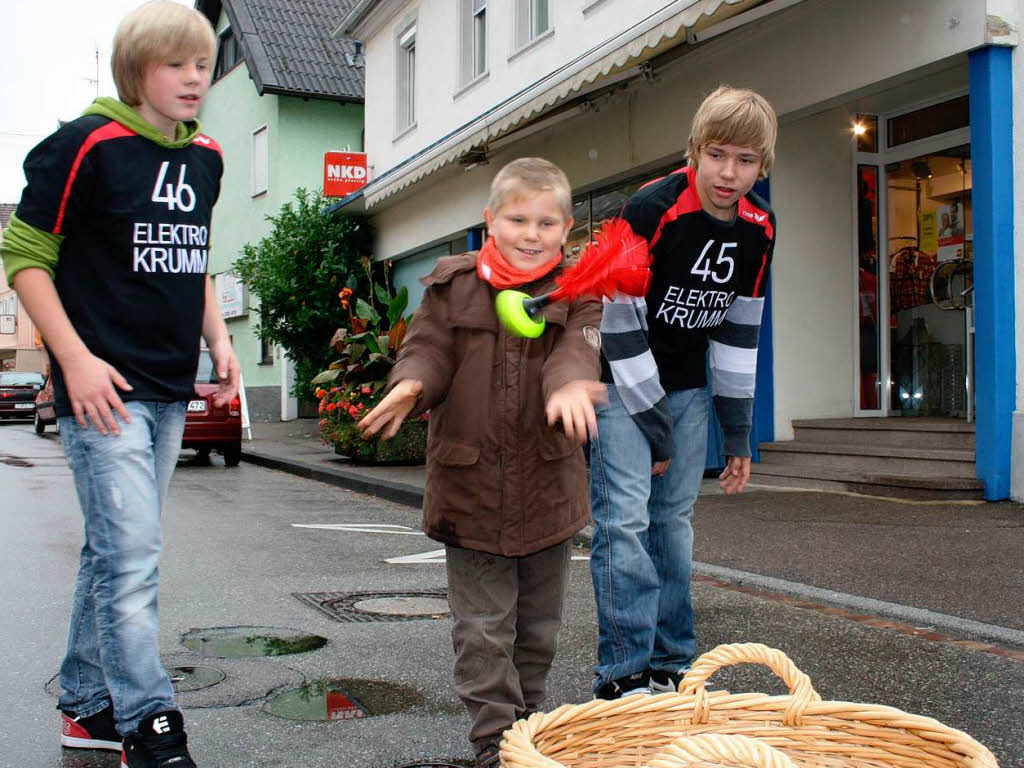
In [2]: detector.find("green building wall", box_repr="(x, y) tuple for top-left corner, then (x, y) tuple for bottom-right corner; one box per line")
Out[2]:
(199, 13), (363, 419)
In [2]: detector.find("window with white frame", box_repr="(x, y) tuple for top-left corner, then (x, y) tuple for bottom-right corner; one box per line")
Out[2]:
(251, 125), (268, 196)
(515, 0), (550, 50)
(396, 23), (416, 133)
(459, 0), (487, 86)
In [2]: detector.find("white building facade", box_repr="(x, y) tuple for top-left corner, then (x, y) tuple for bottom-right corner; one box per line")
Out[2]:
(339, 0), (1022, 501)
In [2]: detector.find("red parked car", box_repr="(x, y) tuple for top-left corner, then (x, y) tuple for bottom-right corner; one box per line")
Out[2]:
(182, 349), (242, 466)
(0, 371), (45, 421)
(34, 375), (57, 434)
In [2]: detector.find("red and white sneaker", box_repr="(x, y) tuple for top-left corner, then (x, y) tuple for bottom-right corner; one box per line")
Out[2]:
(60, 706), (122, 751)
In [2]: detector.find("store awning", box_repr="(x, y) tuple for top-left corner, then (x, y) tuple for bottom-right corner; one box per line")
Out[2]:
(363, 0), (770, 208)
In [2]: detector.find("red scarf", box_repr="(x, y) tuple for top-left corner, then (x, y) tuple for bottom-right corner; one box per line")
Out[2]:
(476, 236), (562, 289)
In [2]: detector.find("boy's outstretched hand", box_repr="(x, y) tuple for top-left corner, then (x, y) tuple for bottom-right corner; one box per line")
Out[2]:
(545, 380), (607, 444)
(358, 379), (423, 440)
(719, 455), (751, 495)
(64, 351), (134, 436)
(208, 337), (241, 407)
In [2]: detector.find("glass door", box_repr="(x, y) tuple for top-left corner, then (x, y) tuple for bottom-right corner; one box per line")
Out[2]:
(885, 146), (972, 418)
(852, 95), (972, 419)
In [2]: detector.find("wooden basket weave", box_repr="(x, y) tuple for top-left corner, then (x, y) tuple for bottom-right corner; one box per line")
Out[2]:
(500, 643), (998, 768)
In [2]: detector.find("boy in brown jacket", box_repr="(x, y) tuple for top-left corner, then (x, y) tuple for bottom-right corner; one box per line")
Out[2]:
(359, 158), (603, 767)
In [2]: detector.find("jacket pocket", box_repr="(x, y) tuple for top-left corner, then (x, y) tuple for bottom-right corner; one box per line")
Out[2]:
(433, 439), (480, 467)
(538, 431), (580, 460)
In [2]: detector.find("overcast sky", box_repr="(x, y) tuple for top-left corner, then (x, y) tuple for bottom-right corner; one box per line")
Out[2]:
(0, 0), (193, 203)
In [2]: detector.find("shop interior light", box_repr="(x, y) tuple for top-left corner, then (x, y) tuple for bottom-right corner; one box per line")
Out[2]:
(853, 123), (867, 136)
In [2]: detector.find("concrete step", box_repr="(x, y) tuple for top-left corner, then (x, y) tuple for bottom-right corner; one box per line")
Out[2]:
(757, 441), (976, 478)
(792, 417), (975, 450)
(750, 462), (985, 501)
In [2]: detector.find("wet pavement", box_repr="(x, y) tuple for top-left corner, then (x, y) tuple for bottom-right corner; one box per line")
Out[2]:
(2, 418), (1022, 767)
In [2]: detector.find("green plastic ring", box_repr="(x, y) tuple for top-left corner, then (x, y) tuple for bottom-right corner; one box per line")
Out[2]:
(495, 290), (546, 338)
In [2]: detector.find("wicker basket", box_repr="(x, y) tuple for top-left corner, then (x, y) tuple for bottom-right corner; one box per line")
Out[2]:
(500, 643), (998, 768)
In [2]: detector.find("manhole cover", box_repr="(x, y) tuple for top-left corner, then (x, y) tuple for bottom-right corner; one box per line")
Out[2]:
(263, 678), (422, 721)
(182, 626), (328, 657)
(168, 664), (225, 692)
(352, 596), (449, 617)
(294, 589), (449, 623)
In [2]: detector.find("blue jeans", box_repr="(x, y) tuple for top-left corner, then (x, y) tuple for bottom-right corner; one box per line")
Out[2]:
(588, 384), (709, 691)
(57, 400), (186, 735)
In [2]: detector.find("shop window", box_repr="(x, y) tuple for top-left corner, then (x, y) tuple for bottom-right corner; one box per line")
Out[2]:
(887, 96), (969, 148)
(856, 165), (880, 410)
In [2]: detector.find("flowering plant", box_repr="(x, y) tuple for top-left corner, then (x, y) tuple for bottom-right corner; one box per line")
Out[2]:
(312, 260), (426, 462)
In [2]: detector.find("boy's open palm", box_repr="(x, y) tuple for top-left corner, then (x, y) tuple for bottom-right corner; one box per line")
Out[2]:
(65, 352), (134, 436)
(545, 380), (606, 444)
(358, 379), (423, 440)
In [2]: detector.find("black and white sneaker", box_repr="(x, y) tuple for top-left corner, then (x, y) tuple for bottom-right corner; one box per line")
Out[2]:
(594, 671), (652, 700)
(120, 711), (196, 768)
(647, 667), (690, 695)
(60, 704), (121, 751)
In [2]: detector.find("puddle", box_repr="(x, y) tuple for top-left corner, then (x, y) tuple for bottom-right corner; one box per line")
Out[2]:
(182, 626), (328, 658)
(263, 678), (423, 721)
(168, 664), (226, 692)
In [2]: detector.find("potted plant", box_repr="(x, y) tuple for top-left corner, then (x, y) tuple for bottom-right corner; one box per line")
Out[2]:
(312, 260), (426, 463)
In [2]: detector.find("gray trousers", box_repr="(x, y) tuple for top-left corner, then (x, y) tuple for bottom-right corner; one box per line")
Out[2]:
(445, 539), (572, 750)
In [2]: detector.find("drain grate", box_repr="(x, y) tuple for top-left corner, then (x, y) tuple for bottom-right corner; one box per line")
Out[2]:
(294, 589), (449, 623)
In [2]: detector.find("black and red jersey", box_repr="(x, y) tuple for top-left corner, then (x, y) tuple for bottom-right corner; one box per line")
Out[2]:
(622, 165), (775, 392)
(15, 111), (223, 417)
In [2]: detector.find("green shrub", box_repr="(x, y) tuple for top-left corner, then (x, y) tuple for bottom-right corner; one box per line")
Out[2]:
(233, 189), (373, 401)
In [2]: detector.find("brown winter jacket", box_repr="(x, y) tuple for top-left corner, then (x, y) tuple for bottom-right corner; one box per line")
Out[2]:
(388, 252), (603, 557)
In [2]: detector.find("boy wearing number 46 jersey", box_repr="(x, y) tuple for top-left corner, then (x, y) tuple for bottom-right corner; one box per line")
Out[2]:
(0, 2), (237, 765)
(589, 85), (777, 700)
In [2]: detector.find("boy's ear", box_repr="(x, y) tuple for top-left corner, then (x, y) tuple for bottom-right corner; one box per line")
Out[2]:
(483, 208), (494, 237)
(561, 216), (574, 246)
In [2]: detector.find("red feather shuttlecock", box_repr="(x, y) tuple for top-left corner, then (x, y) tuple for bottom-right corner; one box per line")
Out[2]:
(549, 217), (651, 302)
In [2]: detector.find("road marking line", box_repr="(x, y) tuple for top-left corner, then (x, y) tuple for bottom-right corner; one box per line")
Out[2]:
(292, 523), (425, 535)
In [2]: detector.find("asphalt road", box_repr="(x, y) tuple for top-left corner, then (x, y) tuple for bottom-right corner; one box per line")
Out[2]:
(1, 419), (1021, 767)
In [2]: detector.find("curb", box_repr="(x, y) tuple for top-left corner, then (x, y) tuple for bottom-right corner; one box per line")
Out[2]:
(240, 450), (425, 509)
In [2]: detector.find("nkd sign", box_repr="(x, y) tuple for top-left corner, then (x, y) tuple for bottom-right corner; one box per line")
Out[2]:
(324, 152), (368, 197)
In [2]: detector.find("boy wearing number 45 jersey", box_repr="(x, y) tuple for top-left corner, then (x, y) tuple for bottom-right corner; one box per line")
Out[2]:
(590, 85), (777, 700)
(0, 2), (237, 766)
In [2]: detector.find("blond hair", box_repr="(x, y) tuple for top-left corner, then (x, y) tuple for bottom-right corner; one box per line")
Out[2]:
(112, 1), (217, 106)
(686, 86), (778, 178)
(487, 158), (573, 219)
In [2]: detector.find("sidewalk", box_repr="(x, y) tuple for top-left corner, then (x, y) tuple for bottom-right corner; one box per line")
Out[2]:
(240, 419), (1024, 647)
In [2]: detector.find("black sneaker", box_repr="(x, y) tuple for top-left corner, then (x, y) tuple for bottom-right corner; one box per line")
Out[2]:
(594, 671), (652, 700)
(647, 666), (690, 695)
(474, 742), (501, 768)
(60, 704), (121, 751)
(120, 711), (196, 768)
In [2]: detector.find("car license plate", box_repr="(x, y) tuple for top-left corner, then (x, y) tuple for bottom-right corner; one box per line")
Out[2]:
(187, 399), (207, 413)
(15, 403), (33, 409)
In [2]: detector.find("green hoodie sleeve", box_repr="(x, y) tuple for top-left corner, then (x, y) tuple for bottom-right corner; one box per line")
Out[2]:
(1, 213), (62, 282)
